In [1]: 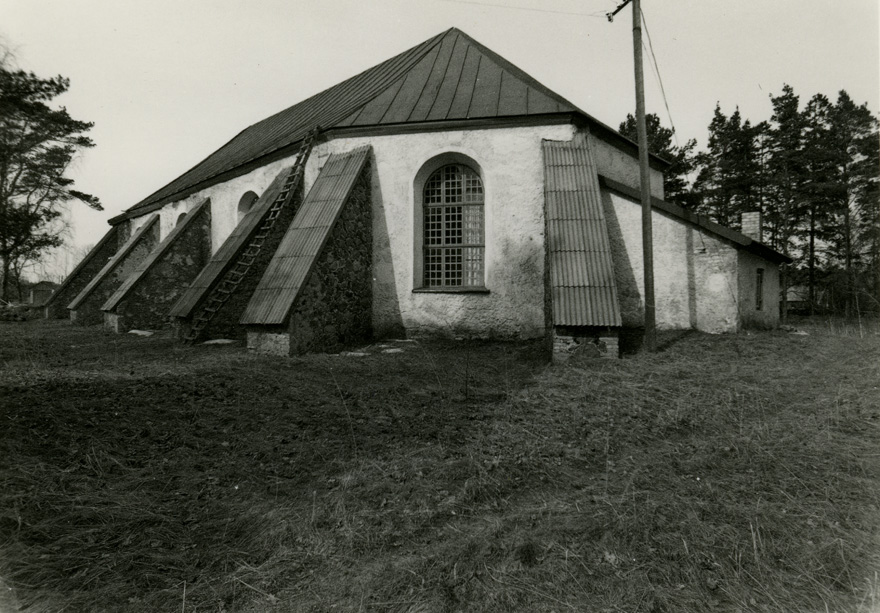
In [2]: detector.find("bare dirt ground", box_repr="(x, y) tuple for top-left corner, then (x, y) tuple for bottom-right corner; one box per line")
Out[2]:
(1, 319), (878, 612)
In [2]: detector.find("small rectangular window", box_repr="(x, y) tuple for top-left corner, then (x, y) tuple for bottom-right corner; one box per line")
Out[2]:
(755, 268), (764, 311)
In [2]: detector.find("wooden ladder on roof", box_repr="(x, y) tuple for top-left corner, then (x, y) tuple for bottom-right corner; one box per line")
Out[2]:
(183, 128), (320, 344)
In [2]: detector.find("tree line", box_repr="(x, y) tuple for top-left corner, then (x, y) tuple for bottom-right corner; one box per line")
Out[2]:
(620, 86), (879, 318)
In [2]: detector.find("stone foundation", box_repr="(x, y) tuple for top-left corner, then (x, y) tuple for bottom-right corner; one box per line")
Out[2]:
(246, 331), (291, 355)
(103, 312), (121, 333)
(552, 327), (620, 361)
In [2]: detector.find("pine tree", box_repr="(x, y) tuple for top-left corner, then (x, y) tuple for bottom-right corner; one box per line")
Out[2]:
(693, 105), (762, 228)
(764, 86), (806, 256)
(824, 91), (879, 315)
(800, 93), (838, 313)
(0, 64), (102, 300)
(762, 86), (808, 319)
(618, 113), (698, 208)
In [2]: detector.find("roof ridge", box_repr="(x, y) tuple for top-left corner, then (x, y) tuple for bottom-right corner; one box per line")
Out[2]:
(247, 30), (448, 133)
(451, 29), (582, 115)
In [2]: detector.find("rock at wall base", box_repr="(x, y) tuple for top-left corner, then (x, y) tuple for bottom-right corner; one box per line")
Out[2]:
(247, 331), (291, 356)
(552, 328), (620, 361)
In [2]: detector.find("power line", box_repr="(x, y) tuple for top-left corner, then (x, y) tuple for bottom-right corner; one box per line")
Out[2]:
(439, 0), (609, 18)
(639, 8), (700, 187)
(640, 8), (679, 148)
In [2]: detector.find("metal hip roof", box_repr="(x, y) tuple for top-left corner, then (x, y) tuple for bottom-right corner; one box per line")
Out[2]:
(120, 27), (591, 219)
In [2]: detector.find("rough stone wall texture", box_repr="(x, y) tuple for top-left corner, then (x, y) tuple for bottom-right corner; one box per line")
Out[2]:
(70, 222), (161, 326)
(602, 189), (740, 333)
(117, 220), (132, 245)
(246, 331), (290, 355)
(737, 250), (780, 329)
(196, 186), (304, 340)
(553, 327), (619, 361)
(591, 136), (665, 200)
(285, 163), (373, 355)
(107, 205), (212, 332)
(45, 227), (120, 319)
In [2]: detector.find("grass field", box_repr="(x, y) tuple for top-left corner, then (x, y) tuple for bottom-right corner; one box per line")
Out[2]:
(1, 319), (878, 612)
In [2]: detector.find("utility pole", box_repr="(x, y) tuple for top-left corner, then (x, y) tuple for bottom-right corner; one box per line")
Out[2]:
(608, 0), (656, 351)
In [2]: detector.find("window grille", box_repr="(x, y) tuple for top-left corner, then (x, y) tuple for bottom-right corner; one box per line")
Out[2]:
(423, 164), (484, 288)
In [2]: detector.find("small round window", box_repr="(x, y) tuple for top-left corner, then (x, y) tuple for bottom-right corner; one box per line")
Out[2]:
(237, 191), (259, 222)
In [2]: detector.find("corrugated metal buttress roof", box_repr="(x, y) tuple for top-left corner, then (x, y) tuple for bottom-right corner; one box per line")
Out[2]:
(543, 136), (622, 327)
(168, 166), (295, 319)
(101, 199), (210, 312)
(67, 214), (160, 310)
(124, 28), (584, 217)
(240, 146), (371, 325)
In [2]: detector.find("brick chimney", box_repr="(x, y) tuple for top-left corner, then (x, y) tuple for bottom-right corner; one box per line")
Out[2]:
(741, 211), (763, 242)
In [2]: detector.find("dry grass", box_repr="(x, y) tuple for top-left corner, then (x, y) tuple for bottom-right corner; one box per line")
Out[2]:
(0, 319), (878, 612)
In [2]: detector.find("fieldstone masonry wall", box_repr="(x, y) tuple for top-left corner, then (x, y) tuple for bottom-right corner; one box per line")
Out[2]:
(70, 223), (160, 325)
(552, 327), (619, 361)
(104, 205), (212, 332)
(284, 164), (373, 355)
(44, 227), (120, 319)
(192, 186), (304, 341)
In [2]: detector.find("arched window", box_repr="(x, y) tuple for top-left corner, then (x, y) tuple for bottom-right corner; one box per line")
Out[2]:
(237, 191), (259, 222)
(176, 212), (187, 226)
(423, 164), (484, 288)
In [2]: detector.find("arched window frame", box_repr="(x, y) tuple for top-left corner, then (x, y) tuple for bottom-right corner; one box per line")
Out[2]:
(237, 190), (259, 223)
(413, 156), (487, 291)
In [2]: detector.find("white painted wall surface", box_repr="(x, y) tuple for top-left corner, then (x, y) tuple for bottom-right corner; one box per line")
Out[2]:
(127, 157), (298, 250)
(603, 189), (740, 333)
(120, 122), (682, 339)
(591, 137), (665, 200)
(309, 124), (576, 338)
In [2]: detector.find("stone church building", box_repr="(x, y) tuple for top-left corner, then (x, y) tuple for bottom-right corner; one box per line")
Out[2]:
(45, 28), (789, 356)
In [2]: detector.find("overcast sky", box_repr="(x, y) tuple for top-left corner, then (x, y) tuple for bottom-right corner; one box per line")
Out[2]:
(2, 0), (878, 276)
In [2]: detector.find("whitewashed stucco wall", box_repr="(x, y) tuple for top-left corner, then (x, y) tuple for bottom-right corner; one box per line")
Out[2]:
(127, 156), (298, 250)
(121, 122), (682, 339)
(603, 189), (740, 333)
(591, 137), (665, 200)
(308, 124), (576, 338)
